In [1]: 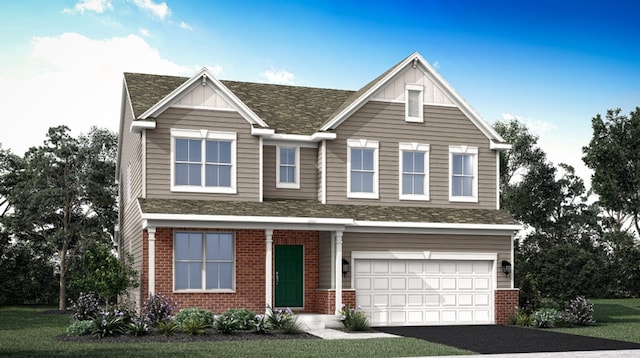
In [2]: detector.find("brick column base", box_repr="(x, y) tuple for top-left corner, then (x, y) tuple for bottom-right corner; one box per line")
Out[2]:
(314, 289), (356, 314)
(495, 289), (519, 325)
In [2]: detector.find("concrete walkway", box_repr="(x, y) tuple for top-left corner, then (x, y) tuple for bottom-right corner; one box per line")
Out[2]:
(306, 328), (400, 340)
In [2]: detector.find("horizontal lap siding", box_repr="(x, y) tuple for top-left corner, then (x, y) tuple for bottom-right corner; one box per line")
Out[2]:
(263, 146), (318, 199)
(341, 232), (512, 289)
(145, 108), (259, 201)
(326, 102), (496, 209)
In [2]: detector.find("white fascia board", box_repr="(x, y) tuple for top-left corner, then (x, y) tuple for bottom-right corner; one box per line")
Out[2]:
(352, 251), (498, 262)
(130, 120), (156, 132)
(490, 140), (512, 151)
(141, 212), (353, 225)
(138, 68), (268, 128)
(349, 220), (522, 235)
(257, 131), (337, 145)
(251, 127), (275, 136)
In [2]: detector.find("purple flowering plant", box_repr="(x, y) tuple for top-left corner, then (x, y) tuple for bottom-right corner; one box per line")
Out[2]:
(338, 304), (369, 331)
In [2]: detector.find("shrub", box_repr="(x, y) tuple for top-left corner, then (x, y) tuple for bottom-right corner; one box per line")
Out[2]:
(514, 310), (533, 327)
(266, 306), (295, 330)
(66, 320), (94, 336)
(253, 314), (271, 334)
(224, 308), (257, 330)
(214, 313), (242, 334)
(338, 304), (370, 331)
(280, 315), (302, 334)
(128, 315), (150, 336)
(157, 320), (179, 336)
(174, 307), (214, 328)
(531, 308), (563, 328)
(182, 317), (208, 335)
(142, 293), (177, 326)
(565, 296), (595, 326)
(69, 292), (101, 321)
(91, 308), (127, 338)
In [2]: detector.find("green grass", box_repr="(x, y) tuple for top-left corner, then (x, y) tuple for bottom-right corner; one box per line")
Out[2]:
(0, 306), (472, 357)
(551, 298), (640, 343)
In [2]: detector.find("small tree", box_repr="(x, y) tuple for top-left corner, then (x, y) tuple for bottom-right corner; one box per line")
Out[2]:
(68, 241), (138, 308)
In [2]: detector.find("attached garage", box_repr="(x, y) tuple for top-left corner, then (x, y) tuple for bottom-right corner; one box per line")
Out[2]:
(352, 252), (496, 326)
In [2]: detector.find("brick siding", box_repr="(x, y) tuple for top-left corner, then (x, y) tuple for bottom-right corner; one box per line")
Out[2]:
(494, 289), (519, 325)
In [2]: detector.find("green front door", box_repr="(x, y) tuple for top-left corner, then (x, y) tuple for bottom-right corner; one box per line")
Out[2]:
(274, 245), (303, 307)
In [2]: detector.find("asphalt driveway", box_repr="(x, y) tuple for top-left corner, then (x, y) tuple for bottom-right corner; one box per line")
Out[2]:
(373, 325), (640, 354)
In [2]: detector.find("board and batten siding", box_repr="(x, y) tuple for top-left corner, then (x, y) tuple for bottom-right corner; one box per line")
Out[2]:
(325, 101), (497, 209)
(330, 233), (512, 290)
(145, 107), (260, 201)
(263, 145), (318, 200)
(119, 94), (144, 306)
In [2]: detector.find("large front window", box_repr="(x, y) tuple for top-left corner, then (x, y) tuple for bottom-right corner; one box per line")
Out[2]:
(174, 232), (234, 291)
(171, 129), (236, 194)
(347, 139), (378, 199)
(449, 145), (478, 202)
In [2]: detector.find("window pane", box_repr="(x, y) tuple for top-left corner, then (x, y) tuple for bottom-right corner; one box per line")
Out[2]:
(362, 149), (374, 171)
(279, 166), (288, 183)
(351, 148), (362, 170)
(188, 140), (201, 162)
(175, 262), (188, 290)
(414, 152), (425, 173)
(281, 148), (295, 165)
(351, 172), (362, 192)
(402, 174), (413, 195)
(403, 151), (414, 172)
(189, 262), (202, 289)
(219, 141), (231, 164)
(414, 175), (424, 194)
(188, 233), (202, 260)
(218, 166), (231, 187)
(286, 167), (295, 183)
(362, 172), (373, 192)
(206, 263), (219, 289)
(175, 163), (188, 185)
(462, 177), (473, 196)
(205, 165), (219, 186)
(408, 90), (420, 118)
(219, 234), (233, 259)
(206, 141), (218, 163)
(176, 139), (189, 161)
(205, 234), (219, 260)
(175, 233), (189, 260)
(463, 155), (473, 175)
(218, 263), (233, 289)
(187, 164), (200, 185)
(452, 154), (463, 175)
(452, 177), (462, 196)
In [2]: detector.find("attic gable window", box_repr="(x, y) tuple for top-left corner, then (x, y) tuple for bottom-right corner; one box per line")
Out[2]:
(171, 129), (237, 194)
(405, 84), (424, 123)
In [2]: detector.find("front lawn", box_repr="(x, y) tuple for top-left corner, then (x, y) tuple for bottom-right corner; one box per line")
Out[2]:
(0, 306), (472, 357)
(551, 298), (640, 343)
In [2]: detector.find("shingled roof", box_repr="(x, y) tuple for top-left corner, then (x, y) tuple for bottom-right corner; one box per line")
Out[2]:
(124, 72), (355, 135)
(139, 198), (519, 226)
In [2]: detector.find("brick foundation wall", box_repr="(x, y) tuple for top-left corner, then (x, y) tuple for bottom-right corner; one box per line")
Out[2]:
(495, 289), (519, 325)
(314, 289), (356, 314)
(141, 228), (320, 314)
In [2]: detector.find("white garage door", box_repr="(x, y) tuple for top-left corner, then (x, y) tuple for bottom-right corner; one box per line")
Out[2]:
(354, 259), (494, 326)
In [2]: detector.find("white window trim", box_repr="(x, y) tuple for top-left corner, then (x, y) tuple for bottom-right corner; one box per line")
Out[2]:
(405, 84), (424, 123)
(449, 145), (478, 202)
(170, 128), (237, 194)
(276, 145), (300, 189)
(347, 139), (379, 199)
(173, 231), (236, 293)
(399, 142), (430, 201)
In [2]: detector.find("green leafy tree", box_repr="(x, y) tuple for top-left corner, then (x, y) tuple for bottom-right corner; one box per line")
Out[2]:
(1, 126), (118, 310)
(583, 107), (640, 235)
(68, 241), (138, 307)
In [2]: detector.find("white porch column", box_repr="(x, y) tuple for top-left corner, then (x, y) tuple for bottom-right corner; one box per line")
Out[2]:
(265, 229), (274, 311)
(334, 230), (343, 314)
(330, 231), (336, 288)
(147, 227), (156, 295)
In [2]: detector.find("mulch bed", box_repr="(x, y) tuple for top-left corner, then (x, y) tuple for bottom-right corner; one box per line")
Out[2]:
(58, 330), (319, 343)
(374, 325), (640, 354)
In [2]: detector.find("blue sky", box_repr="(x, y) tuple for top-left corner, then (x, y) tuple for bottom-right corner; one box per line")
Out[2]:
(1, 0), (639, 186)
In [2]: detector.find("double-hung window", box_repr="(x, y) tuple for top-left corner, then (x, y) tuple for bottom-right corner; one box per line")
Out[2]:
(174, 232), (234, 291)
(405, 84), (424, 122)
(171, 129), (237, 194)
(399, 142), (430, 200)
(276, 146), (300, 189)
(347, 139), (379, 199)
(449, 145), (478, 202)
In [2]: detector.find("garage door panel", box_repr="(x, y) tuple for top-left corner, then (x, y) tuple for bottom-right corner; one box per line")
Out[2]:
(355, 259), (494, 326)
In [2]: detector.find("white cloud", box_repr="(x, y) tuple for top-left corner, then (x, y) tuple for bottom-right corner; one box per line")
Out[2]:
(500, 112), (558, 139)
(179, 21), (193, 31)
(0, 33), (189, 155)
(139, 28), (151, 37)
(63, 0), (113, 14)
(132, 0), (171, 20)
(258, 67), (295, 85)
(432, 61), (440, 69)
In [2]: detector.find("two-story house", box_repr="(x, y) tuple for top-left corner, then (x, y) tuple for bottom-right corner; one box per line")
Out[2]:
(117, 52), (521, 327)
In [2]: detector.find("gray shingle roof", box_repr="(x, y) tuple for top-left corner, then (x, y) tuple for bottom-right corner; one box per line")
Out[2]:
(139, 198), (519, 226)
(123, 73), (356, 135)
